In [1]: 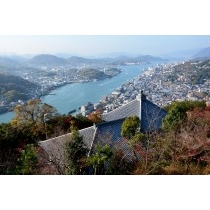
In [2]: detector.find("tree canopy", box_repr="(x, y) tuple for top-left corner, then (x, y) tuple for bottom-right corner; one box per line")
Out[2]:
(163, 100), (206, 132)
(65, 126), (88, 175)
(121, 116), (140, 139)
(11, 99), (57, 142)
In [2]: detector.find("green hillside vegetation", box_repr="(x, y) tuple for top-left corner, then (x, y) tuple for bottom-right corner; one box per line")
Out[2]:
(0, 99), (94, 174)
(193, 68), (210, 84)
(1, 99), (210, 175)
(170, 59), (210, 85)
(0, 74), (40, 104)
(77, 68), (121, 80)
(103, 68), (121, 76)
(78, 68), (107, 80)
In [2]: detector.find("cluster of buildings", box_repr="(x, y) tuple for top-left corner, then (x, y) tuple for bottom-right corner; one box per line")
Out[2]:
(20, 66), (121, 96)
(0, 65), (121, 114)
(80, 60), (210, 116)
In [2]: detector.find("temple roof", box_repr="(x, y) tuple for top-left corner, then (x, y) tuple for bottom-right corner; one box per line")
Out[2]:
(102, 99), (140, 122)
(39, 93), (167, 166)
(102, 93), (167, 132)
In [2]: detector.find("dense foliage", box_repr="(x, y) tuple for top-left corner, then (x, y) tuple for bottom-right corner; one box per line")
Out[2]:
(121, 116), (140, 139)
(0, 99), (94, 174)
(65, 126), (88, 175)
(1, 99), (210, 175)
(16, 144), (38, 175)
(163, 100), (206, 132)
(87, 144), (113, 175)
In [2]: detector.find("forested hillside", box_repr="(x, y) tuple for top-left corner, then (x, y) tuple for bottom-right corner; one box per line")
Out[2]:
(171, 59), (210, 85)
(0, 74), (40, 104)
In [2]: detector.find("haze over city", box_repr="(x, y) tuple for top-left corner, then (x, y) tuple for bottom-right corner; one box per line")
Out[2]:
(1, 35), (210, 57)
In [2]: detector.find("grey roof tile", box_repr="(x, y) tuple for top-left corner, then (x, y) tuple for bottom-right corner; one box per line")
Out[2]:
(39, 126), (95, 167)
(94, 118), (125, 145)
(141, 98), (167, 132)
(92, 119), (136, 161)
(39, 94), (167, 169)
(102, 99), (140, 122)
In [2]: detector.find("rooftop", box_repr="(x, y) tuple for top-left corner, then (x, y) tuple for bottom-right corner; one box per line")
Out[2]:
(39, 92), (167, 167)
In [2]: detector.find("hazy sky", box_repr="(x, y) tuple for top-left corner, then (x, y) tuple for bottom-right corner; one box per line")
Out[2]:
(0, 35), (210, 57)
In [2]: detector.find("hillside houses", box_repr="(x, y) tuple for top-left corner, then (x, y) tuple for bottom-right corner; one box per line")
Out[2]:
(96, 60), (210, 113)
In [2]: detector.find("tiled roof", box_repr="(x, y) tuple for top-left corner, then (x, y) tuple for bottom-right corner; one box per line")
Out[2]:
(90, 119), (135, 161)
(94, 118), (125, 145)
(102, 99), (140, 122)
(78, 126), (96, 149)
(140, 98), (167, 132)
(101, 94), (167, 132)
(39, 126), (95, 167)
(39, 133), (70, 169)
(39, 94), (167, 170)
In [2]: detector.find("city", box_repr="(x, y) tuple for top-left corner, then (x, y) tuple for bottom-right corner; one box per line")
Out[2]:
(81, 59), (210, 116)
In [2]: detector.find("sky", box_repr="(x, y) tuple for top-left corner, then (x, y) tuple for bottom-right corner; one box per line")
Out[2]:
(0, 35), (210, 57)
(1, 1), (210, 58)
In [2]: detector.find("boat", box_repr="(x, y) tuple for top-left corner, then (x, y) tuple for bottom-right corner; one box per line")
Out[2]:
(68, 109), (76, 115)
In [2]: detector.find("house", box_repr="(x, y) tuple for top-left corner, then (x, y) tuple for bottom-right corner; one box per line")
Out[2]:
(80, 102), (94, 116)
(39, 92), (167, 169)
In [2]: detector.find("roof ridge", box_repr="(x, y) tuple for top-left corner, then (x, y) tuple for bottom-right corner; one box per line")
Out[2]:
(88, 126), (98, 155)
(102, 99), (138, 117)
(39, 125), (96, 144)
(79, 125), (95, 132)
(96, 118), (125, 126)
(39, 133), (71, 144)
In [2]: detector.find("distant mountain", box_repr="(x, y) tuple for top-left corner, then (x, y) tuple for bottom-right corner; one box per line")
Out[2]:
(67, 56), (92, 65)
(0, 57), (21, 67)
(23, 53), (167, 67)
(27, 54), (67, 66)
(0, 54), (35, 63)
(192, 47), (210, 60)
(55, 53), (76, 58)
(6, 55), (30, 63)
(67, 56), (113, 66)
(161, 48), (202, 61)
(134, 55), (166, 62)
(90, 52), (139, 59)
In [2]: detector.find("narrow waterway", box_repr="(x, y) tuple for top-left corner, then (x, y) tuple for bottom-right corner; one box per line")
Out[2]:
(40, 63), (158, 114)
(0, 62), (160, 123)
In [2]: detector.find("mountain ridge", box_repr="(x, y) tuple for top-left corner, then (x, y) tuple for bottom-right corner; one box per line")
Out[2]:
(191, 47), (210, 60)
(27, 54), (67, 66)
(26, 54), (166, 67)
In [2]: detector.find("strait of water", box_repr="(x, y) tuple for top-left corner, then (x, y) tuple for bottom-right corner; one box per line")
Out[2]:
(0, 62), (160, 123)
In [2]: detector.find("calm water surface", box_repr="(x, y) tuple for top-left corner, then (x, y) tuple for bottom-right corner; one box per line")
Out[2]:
(40, 63), (157, 114)
(0, 62), (160, 123)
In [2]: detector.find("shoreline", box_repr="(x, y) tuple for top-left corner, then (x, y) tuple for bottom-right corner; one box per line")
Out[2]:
(0, 70), (123, 116)
(0, 62), (162, 122)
